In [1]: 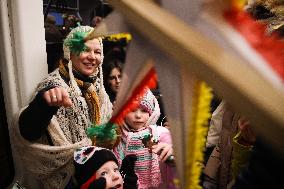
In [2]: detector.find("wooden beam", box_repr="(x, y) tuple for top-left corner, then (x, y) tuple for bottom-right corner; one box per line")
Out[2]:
(107, 0), (284, 149)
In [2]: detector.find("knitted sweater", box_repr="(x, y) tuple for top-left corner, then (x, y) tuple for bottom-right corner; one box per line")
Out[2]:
(15, 61), (112, 189)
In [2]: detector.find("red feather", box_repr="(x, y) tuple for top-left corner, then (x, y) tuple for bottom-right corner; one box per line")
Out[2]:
(224, 7), (284, 81)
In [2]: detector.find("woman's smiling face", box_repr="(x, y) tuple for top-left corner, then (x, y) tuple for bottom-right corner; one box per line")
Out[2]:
(71, 38), (102, 76)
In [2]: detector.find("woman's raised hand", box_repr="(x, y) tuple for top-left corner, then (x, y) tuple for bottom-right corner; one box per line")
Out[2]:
(43, 87), (73, 107)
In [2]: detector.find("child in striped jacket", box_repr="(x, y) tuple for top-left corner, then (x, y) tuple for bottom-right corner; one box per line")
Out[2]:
(113, 89), (175, 189)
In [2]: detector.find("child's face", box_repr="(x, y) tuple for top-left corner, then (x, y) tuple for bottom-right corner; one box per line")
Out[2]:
(95, 161), (123, 189)
(125, 107), (150, 130)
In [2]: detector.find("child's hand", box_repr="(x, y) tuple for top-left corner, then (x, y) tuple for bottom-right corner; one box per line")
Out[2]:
(89, 177), (106, 189)
(120, 154), (137, 176)
(152, 142), (173, 162)
(120, 155), (138, 188)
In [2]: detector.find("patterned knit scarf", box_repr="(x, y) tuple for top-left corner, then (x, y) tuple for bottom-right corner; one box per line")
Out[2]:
(113, 125), (161, 188)
(59, 61), (101, 124)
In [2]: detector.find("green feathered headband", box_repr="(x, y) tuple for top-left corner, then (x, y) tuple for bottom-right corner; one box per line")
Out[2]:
(64, 31), (88, 56)
(63, 25), (108, 57)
